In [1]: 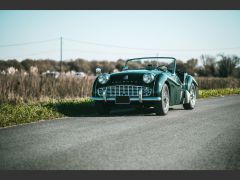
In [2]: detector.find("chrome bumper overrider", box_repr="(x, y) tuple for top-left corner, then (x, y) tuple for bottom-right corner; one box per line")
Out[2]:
(91, 97), (161, 102)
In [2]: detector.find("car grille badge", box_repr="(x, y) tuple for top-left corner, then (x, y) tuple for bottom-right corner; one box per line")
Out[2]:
(123, 75), (128, 80)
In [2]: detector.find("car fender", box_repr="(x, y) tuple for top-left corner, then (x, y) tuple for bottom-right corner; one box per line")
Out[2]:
(185, 75), (198, 91)
(184, 75), (199, 102)
(154, 73), (168, 97)
(92, 78), (98, 97)
(154, 73), (179, 105)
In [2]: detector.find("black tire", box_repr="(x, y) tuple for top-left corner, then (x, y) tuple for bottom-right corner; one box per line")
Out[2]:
(183, 83), (196, 110)
(95, 102), (111, 114)
(155, 83), (170, 116)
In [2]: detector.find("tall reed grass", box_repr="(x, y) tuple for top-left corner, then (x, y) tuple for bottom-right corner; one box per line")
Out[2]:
(0, 73), (94, 103)
(0, 73), (240, 104)
(195, 77), (240, 89)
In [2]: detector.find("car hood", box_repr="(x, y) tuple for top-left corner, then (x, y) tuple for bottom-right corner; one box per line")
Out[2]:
(103, 69), (163, 86)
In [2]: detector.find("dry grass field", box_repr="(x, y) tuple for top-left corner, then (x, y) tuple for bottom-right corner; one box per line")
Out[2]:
(195, 77), (240, 89)
(1, 73), (240, 104)
(0, 73), (95, 103)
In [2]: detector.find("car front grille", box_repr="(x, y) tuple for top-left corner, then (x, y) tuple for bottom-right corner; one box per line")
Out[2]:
(97, 85), (152, 97)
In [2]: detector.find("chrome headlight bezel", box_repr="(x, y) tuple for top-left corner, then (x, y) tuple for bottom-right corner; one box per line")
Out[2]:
(98, 73), (110, 84)
(143, 73), (155, 84)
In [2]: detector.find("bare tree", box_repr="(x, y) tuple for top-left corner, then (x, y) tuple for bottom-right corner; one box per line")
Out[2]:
(185, 58), (198, 75)
(217, 54), (240, 77)
(200, 55), (217, 76)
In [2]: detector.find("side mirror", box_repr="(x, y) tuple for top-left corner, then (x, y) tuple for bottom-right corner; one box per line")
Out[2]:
(96, 68), (102, 75)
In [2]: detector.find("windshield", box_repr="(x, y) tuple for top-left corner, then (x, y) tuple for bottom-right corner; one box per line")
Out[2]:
(124, 57), (176, 73)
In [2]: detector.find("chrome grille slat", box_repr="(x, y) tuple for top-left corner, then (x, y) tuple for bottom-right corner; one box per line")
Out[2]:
(97, 85), (152, 97)
(132, 86), (134, 96)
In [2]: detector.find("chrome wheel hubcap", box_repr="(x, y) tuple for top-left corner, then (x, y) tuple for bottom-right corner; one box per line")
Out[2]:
(190, 85), (196, 106)
(162, 86), (169, 112)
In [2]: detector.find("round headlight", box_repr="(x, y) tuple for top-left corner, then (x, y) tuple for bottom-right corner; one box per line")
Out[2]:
(98, 74), (110, 84)
(143, 73), (155, 83)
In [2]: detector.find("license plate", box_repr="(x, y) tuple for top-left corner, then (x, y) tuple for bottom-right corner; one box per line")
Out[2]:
(115, 96), (130, 104)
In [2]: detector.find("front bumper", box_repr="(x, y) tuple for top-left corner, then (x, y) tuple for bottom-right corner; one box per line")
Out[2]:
(92, 86), (161, 103)
(91, 97), (161, 102)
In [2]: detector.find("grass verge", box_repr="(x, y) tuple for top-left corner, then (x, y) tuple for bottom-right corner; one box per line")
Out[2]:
(1, 88), (240, 127)
(0, 103), (63, 127)
(0, 98), (95, 128)
(199, 88), (240, 98)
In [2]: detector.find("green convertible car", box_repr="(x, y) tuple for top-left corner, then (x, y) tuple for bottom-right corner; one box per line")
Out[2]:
(91, 57), (198, 115)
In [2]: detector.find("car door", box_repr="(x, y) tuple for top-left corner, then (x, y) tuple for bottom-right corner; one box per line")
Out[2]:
(169, 73), (182, 105)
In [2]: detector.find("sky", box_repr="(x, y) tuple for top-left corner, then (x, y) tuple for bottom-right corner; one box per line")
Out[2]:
(0, 10), (240, 62)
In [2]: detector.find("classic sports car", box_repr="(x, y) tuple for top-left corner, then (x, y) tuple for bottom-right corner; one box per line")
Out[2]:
(91, 57), (198, 115)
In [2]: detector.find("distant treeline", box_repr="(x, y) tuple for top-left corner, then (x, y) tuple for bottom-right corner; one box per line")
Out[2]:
(0, 54), (240, 77)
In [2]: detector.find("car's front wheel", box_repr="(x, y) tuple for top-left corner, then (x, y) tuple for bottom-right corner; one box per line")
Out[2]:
(155, 83), (169, 116)
(95, 102), (111, 114)
(183, 83), (196, 110)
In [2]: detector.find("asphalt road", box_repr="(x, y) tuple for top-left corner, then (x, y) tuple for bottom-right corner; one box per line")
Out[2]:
(1, 95), (240, 170)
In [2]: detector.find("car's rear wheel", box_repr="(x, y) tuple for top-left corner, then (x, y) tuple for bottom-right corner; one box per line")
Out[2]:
(183, 83), (196, 110)
(95, 102), (111, 114)
(155, 83), (169, 116)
